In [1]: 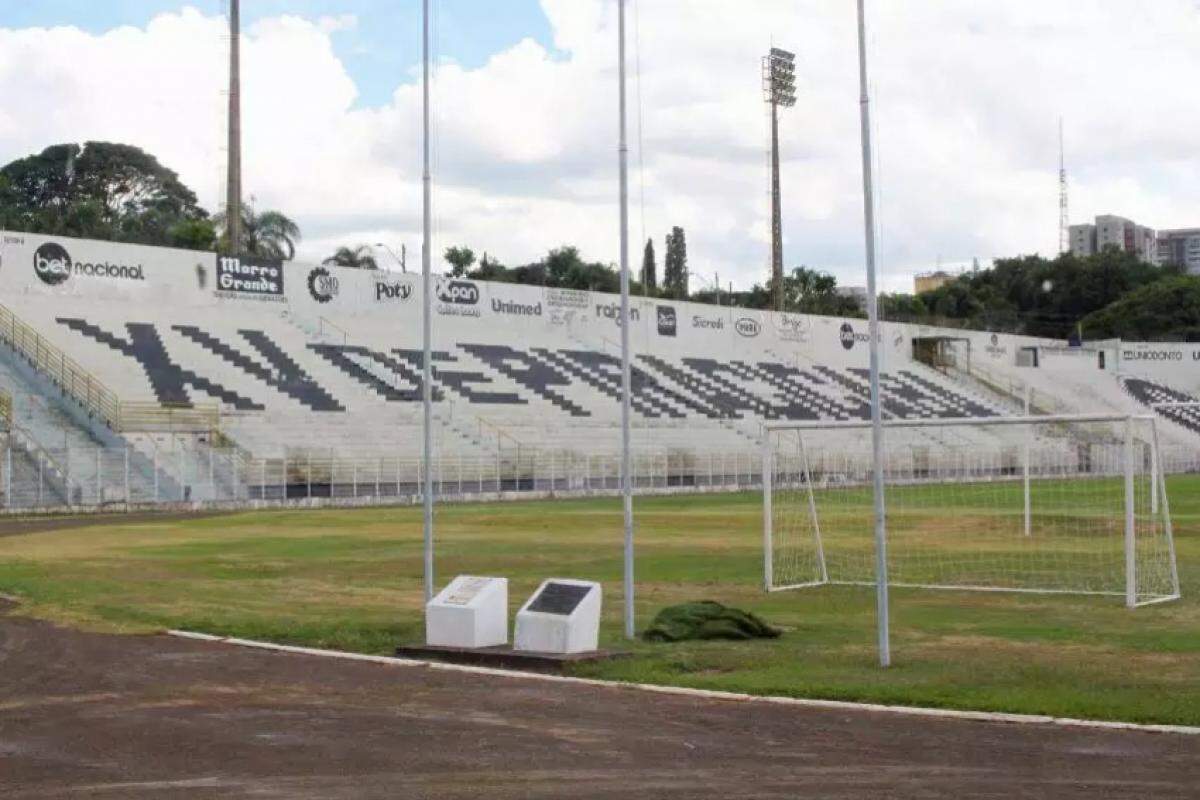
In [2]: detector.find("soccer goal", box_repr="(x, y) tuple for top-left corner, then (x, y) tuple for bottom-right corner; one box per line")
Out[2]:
(763, 414), (1180, 608)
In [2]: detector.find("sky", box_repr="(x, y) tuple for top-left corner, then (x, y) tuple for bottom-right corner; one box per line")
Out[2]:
(0, 1), (1197, 292)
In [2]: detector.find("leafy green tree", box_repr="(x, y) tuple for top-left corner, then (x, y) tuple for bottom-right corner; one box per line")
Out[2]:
(468, 253), (509, 282)
(0, 142), (211, 249)
(444, 246), (476, 276)
(216, 202), (302, 261)
(167, 219), (218, 251)
(641, 238), (657, 294)
(663, 226), (688, 299)
(323, 245), (379, 270)
(1081, 276), (1200, 341)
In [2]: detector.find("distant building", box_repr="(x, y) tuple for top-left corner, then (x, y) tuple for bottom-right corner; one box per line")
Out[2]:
(1069, 215), (1156, 263)
(914, 271), (953, 294)
(1155, 228), (1200, 275)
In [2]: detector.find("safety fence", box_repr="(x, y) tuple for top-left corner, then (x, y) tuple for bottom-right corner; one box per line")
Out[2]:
(3, 439), (1199, 513)
(0, 444), (775, 511)
(0, 303), (219, 435)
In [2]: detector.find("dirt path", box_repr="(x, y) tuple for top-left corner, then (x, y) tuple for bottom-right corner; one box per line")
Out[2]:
(0, 510), (228, 538)
(1, 607), (1197, 799)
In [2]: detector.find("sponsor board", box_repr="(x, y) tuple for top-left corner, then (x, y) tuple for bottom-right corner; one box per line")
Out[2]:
(777, 314), (809, 343)
(595, 303), (640, 326)
(436, 279), (481, 317)
(546, 287), (590, 310)
(692, 314), (724, 331)
(986, 333), (1008, 359)
(656, 305), (677, 337)
(839, 322), (870, 350)
(216, 256), (284, 301)
(375, 279), (413, 302)
(307, 267), (339, 304)
(492, 297), (543, 317)
(34, 242), (146, 287)
(1122, 349), (1189, 362)
(735, 317), (761, 338)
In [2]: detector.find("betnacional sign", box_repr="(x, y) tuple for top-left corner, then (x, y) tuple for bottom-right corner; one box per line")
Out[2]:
(34, 241), (146, 286)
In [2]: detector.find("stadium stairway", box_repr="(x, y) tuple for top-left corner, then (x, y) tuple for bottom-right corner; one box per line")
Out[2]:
(0, 324), (178, 507)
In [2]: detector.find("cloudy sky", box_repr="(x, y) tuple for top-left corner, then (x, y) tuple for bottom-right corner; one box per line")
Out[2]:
(1, 1), (1197, 292)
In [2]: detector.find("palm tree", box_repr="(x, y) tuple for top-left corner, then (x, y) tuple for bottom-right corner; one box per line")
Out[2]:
(323, 245), (379, 271)
(216, 200), (301, 260)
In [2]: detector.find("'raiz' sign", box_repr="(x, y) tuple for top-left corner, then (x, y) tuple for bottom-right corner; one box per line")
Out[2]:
(216, 257), (285, 300)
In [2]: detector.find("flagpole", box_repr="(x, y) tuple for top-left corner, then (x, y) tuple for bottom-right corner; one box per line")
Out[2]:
(421, 0), (435, 603)
(618, 0), (635, 640)
(856, 0), (890, 667)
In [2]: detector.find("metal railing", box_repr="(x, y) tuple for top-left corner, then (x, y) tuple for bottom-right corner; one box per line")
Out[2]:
(0, 390), (11, 432)
(0, 303), (220, 435)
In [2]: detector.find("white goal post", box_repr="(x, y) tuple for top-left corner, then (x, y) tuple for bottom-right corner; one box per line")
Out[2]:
(763, 414), (1181, 608)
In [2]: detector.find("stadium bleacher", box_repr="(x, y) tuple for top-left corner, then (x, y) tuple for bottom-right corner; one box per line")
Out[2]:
(0, 230), (1197, 509)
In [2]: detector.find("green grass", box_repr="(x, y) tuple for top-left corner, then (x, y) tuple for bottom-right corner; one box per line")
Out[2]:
(0, 476), (1197, 726)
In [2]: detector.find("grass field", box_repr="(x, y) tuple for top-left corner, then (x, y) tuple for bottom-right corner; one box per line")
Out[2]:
(1, 476), (1197, 726)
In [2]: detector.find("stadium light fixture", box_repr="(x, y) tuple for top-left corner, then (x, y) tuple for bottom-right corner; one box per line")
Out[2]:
(374, 243), (407, 273)
(763, 47), (797, 313)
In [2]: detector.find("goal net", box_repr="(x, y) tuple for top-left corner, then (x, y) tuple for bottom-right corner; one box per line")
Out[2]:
(763, 415), (1180, 607)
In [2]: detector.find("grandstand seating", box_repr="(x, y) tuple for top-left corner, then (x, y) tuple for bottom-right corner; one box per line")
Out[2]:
(0, 230), (1197, 507)
(1121, 377), (1200, 437)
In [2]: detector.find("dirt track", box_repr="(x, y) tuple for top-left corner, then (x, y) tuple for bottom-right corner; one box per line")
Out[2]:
(0, 510), (228, 538)
(0, 605), (1197, 799)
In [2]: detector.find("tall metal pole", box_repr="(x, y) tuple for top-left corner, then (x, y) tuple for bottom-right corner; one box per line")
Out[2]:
(770, 101), (784, 311)
(226, 0), (243, 255)
(421, 0), (435, 603)
(618, 0), (635, 640)
(856, 0), (890, 668)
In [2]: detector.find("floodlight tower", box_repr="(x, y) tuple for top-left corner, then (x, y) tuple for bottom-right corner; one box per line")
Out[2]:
(1058, 118), (1069, 254)
(226, 0), (243, 256)
(764, 48), (796, 312)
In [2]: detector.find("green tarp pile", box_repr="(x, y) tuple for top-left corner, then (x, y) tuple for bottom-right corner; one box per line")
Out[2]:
(642, 601), (781, 643)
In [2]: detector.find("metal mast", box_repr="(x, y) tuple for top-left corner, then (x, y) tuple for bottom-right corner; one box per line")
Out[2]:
(1059, 118), (1069, 254)
(856, 0), (890, 668)
(421, 0), (435, 603)
(763, 48), (796, 312)
(618, 0), (635, 640)
(225, 0), (242, 255)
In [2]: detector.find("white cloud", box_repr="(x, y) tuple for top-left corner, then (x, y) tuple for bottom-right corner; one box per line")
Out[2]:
(0, 1), (1197, 294)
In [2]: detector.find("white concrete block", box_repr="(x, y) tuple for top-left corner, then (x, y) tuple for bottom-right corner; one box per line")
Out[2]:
(425, 575), (508, 648)
(514, 579), (601, 654)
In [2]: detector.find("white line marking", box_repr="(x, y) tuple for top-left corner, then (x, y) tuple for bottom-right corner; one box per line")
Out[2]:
(167, 630), (1200, 737)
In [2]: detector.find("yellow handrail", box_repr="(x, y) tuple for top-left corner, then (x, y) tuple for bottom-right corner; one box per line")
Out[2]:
(0, 304), (220, 435)
(0, 389), (11, 432)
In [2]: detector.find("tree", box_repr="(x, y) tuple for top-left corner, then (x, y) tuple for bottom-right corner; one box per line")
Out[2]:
(0, 142), (212, 249)
(323, 245), (379, 270)
(641, 238), (657, 294)
(216, 202), (301, 260)
(663, 226), (688, 299)
(444, 246), (476, 276)
(469, 253), (509, 282)
(1081, 275), (1200, 341)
